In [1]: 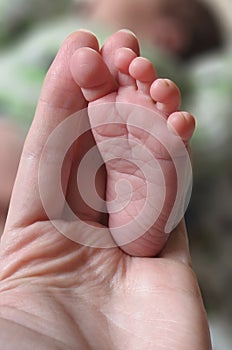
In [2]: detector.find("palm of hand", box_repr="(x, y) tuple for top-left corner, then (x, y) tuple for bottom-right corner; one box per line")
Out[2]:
(0, 219), (207, 350)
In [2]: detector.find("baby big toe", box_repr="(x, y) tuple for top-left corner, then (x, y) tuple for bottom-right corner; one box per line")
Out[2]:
(70, 47), (117, 102)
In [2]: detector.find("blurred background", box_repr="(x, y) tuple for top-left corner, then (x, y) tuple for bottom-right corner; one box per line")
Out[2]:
(0, 0), (231, 348)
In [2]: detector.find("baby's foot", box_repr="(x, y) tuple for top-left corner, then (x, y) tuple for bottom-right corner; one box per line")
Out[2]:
(70, 32), (195, 257)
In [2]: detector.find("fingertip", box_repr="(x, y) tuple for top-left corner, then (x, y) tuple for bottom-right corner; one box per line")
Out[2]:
(65, 29), (99, 50)
(158, 219), (192, 267)
(117, 29), (138, 38)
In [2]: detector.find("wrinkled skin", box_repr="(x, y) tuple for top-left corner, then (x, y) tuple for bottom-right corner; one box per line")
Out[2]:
(0, 30), (211, 350)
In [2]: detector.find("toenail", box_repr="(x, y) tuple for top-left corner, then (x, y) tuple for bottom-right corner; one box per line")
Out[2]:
(153, 78), (169, 88)
(181, 112), (194, 124)
(163, 79), (172, 87)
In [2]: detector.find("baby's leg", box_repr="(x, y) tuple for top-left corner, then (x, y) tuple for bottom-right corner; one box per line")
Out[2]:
(71, 31), (195, 256)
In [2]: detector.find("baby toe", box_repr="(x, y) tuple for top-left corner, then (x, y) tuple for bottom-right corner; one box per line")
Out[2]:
(129, 57), (157, 94)
(167, 111), (196, 143)
(150, 79), (181, 115)
(114, 47), (138, 87)
(70, 47), (117, 102)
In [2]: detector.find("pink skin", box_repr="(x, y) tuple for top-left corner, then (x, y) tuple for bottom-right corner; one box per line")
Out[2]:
(0, 121), (23, 235)
(0, 31), (211, 350)
(70, 32), (195, 256)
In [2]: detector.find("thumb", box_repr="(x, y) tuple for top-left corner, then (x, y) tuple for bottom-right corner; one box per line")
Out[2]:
(158, 219), (192, 266)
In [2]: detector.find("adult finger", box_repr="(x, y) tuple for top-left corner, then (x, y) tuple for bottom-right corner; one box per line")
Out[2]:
(5, 30), (99, 230)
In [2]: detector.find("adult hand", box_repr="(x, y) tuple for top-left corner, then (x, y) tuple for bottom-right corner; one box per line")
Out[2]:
(0, 30), (211, 350)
